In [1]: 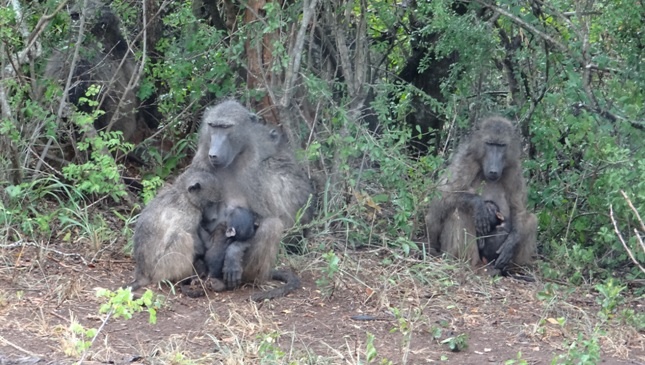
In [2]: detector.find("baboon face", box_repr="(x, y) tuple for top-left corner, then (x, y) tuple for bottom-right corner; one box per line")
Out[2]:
(182, 170), (221, 209)
(225, 206), (258, 241)
(482, 142), (507, 182)
(201, 101), (259, 168)
(477, 117), (518, 182)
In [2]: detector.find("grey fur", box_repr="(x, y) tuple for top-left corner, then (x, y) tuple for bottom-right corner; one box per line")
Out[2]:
(425, 117), (537, 273)
(127, 168), (220, 290)
(43, 0), (146, 144)
(192, 100), (313, 300)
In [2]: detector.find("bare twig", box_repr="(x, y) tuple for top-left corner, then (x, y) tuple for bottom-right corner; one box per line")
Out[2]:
(35, 0), (89, 173)
(472, 0), (570, 55)
(280, 0), (319, 107)
(621, 190), (645, 233)
(609, 192), (645, 274)
(105, 0), (149, 134)
(0, 335), (42, 358)
(0, 240), (89, 266)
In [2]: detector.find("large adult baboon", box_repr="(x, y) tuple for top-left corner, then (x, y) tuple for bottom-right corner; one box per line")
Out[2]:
(425, 117), (537, 273)
(192, 100), (314, 300)
(44, 0), (146, 145)
(127, 168), (220, 291)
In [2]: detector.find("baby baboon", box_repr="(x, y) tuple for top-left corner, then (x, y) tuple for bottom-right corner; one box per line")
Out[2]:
(198, 205), (259, 290)
(478, 200), (510, 265)
(127, 168), (220, 291)
(191, 100), (313, 300)
(425, 117), (537, 273)
(44, 0), (146, 144)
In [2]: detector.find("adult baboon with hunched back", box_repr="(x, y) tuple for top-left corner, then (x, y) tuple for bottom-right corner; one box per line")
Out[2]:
(44, 0), (147, 144)
(127, 168), (221, 291)
(425, 117), (537, 274)
(192, 100), (314, 300)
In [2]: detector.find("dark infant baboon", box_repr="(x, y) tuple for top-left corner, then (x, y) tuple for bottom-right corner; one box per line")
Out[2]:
(197, 205), (259, 291)
(127, 168), (220, 291)
(44, 0), (146, 144)
(478, 200), (510, 265)
(191, 100), (314, 300)
(425, 117), (537, 274)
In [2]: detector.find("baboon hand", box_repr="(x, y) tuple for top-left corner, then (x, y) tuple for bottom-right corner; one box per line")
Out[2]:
(474, 199), (492, 236)
(494, 242), (513, 270)
(222, 262), (243, 289)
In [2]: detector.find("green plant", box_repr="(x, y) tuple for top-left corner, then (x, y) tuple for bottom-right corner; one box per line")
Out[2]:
(257, 332), (286, 363)
(505, 352), (529, 365)
(96, 287), (162, 324)
(365, 332), (378, 363)
(594, 278), (625, 320)
(60, 314), (96, 357)
(58, 206), (112, 252)
(551, 331), (602, 365)
(316, 251), (340, 298)
(441, 333), (468, 352)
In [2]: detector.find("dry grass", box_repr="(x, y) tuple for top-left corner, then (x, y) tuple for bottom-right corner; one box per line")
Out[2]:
(0, 241), (643, 364)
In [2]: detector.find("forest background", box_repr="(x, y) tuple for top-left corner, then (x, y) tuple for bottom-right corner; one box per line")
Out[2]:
(0, 0), (643, 363)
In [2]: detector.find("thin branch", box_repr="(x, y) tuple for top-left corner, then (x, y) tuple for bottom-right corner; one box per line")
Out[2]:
(472, 0), (570, 55)
(281, 0), (319, 107)
(105, 0), (149, 134)
(35, 0), (89, 173)
(610, 204), (645, 274)
(621, 190), (645, 233)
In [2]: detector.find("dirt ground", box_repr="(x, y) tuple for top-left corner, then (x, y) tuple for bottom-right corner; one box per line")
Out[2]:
(0, 242), (643, 365)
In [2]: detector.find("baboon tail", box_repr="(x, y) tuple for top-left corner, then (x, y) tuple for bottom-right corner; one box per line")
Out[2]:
(250, 269), (301, 302)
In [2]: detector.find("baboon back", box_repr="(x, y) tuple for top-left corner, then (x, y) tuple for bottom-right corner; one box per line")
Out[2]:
(128, 168), (220, 290)
(43, 0), (146, 145)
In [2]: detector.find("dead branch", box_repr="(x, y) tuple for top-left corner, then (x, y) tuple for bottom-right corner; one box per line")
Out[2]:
(609, 192), (645, 274)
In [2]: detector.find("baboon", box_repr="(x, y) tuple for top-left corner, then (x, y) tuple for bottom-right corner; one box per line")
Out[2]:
(478, 200), (510, 265)
(191, 100), (314, 300)
(127, 168), (220, 291)
(193, 205), (259, 292)
(425, 117), (537, 274)
(44, 0), (146, 145)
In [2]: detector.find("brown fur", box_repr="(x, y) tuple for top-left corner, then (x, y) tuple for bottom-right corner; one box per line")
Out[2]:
(127, 168), (221, 290)
(192, 100), (313, 300)
(425, 116), (537, 272)
(43, 0), (146, 144)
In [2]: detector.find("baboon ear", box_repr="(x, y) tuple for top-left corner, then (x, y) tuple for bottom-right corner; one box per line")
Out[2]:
(249, 113), (259, 123)
(269, 129), (280, 141)
(187, 182), (202, 193)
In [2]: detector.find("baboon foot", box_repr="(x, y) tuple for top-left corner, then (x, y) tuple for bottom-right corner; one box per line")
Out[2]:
(223, 264), (243, 289)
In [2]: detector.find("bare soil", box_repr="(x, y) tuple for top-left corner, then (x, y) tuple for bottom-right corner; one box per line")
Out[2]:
(0, 242), (643, 365)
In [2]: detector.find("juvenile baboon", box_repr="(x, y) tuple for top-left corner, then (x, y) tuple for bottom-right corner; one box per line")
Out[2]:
(191, 100), (313, 300)
(127, 168), (220, 291)
(425, 117), (537, 273)
(44, 0), (146, 145)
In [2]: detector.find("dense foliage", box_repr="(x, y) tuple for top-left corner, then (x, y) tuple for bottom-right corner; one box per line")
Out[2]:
(0, 0), (643, 284)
